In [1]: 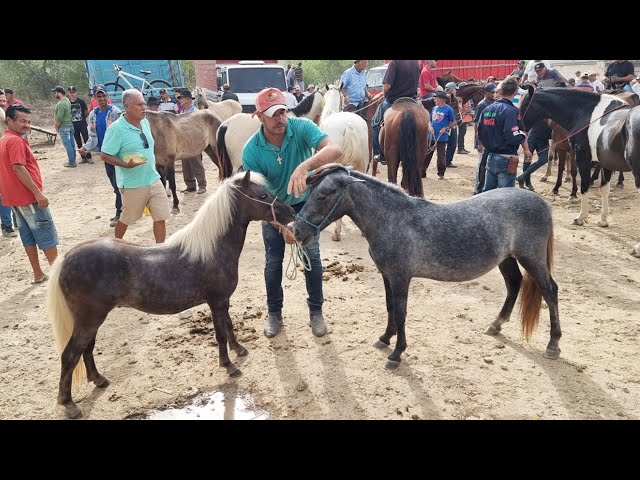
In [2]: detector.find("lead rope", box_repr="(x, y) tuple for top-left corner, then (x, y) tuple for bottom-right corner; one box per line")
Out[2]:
(285, 241), (311, 280)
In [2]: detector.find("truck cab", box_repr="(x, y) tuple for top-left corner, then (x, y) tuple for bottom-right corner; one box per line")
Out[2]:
(216, 61), (287, 113)
(366, 64), (388, 97)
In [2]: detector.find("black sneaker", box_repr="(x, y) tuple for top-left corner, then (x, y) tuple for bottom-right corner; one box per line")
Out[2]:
(458, 149), (470, 154)
(516, 177), (525, 189)
(525, 181), (535, 191)
(446, 163), (457, 168)
(2, 226), (17, 238)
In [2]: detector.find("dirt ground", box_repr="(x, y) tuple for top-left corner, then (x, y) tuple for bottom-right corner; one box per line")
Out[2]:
(1, 101), (639, 420)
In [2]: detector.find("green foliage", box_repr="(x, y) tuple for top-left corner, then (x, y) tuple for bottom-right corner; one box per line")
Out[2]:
(279, 60), (386, 86)
(0, 60), (88, 100)
(182, 60), (195, 89)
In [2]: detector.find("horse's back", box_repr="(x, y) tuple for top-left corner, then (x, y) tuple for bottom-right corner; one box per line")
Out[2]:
(321, 112), (369, 173)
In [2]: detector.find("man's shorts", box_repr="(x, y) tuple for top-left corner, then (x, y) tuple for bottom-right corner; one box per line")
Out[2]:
(119, 179), (171, 226)
(11, 203), (59, 250)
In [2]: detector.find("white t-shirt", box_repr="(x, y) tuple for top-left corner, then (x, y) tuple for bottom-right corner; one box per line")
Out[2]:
(283, 91), (298, 108)
(523, 60), (552, 83)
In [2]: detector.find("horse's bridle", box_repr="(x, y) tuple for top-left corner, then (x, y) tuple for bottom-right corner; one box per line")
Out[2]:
(235, 187), (286, 228)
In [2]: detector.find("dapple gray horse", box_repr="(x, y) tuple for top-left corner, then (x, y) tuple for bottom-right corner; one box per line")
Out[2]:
(294, 165), (561, 370)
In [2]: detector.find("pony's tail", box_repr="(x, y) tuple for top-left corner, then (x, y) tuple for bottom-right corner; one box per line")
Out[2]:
(400, 110), (424, 198)
(47, 255), (86, 389)
(519, 224), (554, 341)
(216, 125), (233, 180)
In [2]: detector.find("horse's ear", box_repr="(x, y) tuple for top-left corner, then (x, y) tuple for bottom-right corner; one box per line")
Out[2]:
(526, 84), (535, 97)
(242, 170), (251, 188)
(325, 83), (329, 91)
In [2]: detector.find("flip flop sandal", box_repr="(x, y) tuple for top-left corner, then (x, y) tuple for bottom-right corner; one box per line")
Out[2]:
(32, 274), (49, 284)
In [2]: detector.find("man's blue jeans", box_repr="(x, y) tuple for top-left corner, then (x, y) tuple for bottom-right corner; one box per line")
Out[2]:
(371, 98), (392, 157)
(446, 126), (458, 165)
(0, 194), (14, 230)
(58, 125), (76, 165)
(483, 153), (516, 191)
(262, 202), (323, 315)
(518, 136), (549, 182)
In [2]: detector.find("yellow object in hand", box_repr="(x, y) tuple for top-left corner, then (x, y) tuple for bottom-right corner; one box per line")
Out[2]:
(144, 206), (151, 216)
(123, 153), (147, 164)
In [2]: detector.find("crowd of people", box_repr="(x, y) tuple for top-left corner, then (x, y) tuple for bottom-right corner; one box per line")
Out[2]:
(1, 59), (638, 338)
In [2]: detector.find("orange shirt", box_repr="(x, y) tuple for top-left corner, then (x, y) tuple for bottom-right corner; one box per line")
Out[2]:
(0, 130), (43, 206)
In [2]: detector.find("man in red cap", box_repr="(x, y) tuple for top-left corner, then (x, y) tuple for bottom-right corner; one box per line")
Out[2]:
(242, 87), (342, 339)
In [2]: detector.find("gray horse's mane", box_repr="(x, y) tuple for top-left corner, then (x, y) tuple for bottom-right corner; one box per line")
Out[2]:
(166, 171), (267, 262)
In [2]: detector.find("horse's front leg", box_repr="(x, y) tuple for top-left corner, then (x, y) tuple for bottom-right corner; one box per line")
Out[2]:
(573, 148), (592, 225)
(384, 276), (411, 370)
(597, 168), (612, 227)
(540, 150), (554, 182)
(332, 218), (343, 241)
(374, 274), (396, 350)
(569, 150), (578, 200)
(167, 166), (179, 214)
(208, 299), (241, 377)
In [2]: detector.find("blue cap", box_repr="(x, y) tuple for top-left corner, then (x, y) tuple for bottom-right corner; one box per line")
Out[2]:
(483, 83), (497, 93)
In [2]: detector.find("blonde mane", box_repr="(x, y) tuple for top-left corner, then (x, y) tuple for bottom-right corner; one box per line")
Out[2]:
(165, 171), (267, 262)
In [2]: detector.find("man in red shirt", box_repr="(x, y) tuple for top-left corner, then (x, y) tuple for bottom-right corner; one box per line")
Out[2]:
(0, 105), (59, 283)
(419, 60), (438, 100)
(3, 88), (25, 109)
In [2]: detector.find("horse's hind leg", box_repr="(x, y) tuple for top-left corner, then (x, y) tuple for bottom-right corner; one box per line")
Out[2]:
(208, 299), (242, 377)
(382, 276), (411, 370)
(83, 335), (109, 388)
(222, 313), (248, 357)
(486, 257), (522, 336)
(553, 151), (566, 195)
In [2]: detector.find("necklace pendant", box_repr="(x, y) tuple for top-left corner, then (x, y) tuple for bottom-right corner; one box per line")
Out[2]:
(277, 155), (282, 165)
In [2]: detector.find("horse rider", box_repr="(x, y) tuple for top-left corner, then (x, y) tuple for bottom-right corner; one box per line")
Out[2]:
(604, 60), (635, 93)
(371, 60), (421, 165)
(340, 60), (369, 117)
(419, 60), (438, 100)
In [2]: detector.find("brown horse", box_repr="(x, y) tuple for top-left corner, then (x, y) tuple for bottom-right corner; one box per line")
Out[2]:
(47, 171), (296, 419)
(146, 109), (223, 213)
(437, 71), (464, 88)
(540, 120), (578, 199)
(379, 98), (429, 198)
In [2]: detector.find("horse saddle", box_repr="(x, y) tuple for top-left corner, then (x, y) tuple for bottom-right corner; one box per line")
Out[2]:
(393, 97), (419, 105)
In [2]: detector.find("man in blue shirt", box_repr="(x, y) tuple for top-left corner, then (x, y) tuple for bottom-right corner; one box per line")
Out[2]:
(422, 91), (455, 180)
(340, 60), (369, 113)
(101, 89), (171, 242)
(478, 78), (532, 191)
(243, 87), (342, 339)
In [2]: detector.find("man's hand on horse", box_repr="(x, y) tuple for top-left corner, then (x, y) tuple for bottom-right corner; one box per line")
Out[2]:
(288, 165), (309, 198)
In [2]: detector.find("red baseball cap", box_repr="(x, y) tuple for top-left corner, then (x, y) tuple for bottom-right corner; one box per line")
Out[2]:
(254, 87), (288, 117)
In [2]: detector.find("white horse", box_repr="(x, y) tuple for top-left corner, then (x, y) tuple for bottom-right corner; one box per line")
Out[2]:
(318, 85), (370, 241)
(216, 90), (325, 177)
(194, 86), (242, 120)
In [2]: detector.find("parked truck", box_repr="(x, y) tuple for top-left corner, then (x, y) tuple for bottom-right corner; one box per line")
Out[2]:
(85, 60), (186, 109)
(194, 60), (286, 113)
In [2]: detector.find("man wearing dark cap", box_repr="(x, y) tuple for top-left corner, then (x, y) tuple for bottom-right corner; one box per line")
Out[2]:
(532, 62), (567, 88)
(478, 77), (532, 191)
(472, 82), (497, 194)
(158, 88), (176, 112)
(422, 91), (455, 180)
(3, 88), (25, 109)
(520, 60), (551, 85)
(51, 86), (77, 167)
(67, 86), (92, 164)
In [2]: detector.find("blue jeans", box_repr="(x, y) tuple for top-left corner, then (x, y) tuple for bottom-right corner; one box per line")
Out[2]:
(262, 202), (323, 315)
(58, 125), (76, 165)
(0, 194), (14, 230)
(371, 98), (392, 156)
(446, 126), (458, 165)
(483, 153), (516, 192)
(11, 203), (59, 249)
(518, 136), (549, 182)
(105, 163), (122, 216)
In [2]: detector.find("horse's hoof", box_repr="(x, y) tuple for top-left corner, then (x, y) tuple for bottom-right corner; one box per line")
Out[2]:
(94, 376), (110, 388)
(228, 366), (242, 378)
(385, 359), (401, 370)
(171, 207), (180, 215)
(540, 176), (547, 182)
(552, 189), (559, 195)
(543, 348), (560, 360)
(331, 234), (341, 242)
(373, 339), (390, 349)
(597, 220), (609, 227)
(572, 218), (584, 226)
(236, 347), (248, 357)
(569, 196), (578, 202)
(65, 404), (83, 419)
(616, 183), (624, 189)
(629, 247), (640, 257)
(485, 325), (501, 336)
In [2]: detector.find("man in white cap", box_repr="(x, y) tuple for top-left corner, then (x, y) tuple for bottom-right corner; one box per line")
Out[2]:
(304, 84), (316, 97)
(242, 87), (342, 339)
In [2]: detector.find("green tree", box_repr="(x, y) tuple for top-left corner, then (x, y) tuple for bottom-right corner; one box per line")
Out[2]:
(280, 60), (386, 87)
(0, 60), (88, 100)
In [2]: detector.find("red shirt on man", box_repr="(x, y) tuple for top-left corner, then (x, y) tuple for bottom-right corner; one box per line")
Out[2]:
(419, 65), (438, 98)
(0, 130), (43, 206)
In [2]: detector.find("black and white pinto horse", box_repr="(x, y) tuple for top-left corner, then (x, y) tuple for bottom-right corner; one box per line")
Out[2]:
(519, 86), (640, 257)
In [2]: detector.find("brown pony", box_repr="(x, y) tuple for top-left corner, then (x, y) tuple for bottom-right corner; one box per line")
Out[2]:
(146, 109), (223, 213)
(379, 98), (429, 198)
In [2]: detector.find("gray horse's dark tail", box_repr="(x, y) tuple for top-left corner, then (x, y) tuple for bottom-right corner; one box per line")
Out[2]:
(519, 223), (554, 341)
(216, 124), (233, 180)
(400, 110), (424, 198)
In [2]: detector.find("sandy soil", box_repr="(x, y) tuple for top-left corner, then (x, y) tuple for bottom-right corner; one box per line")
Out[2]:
(1, 102), (639, 420)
